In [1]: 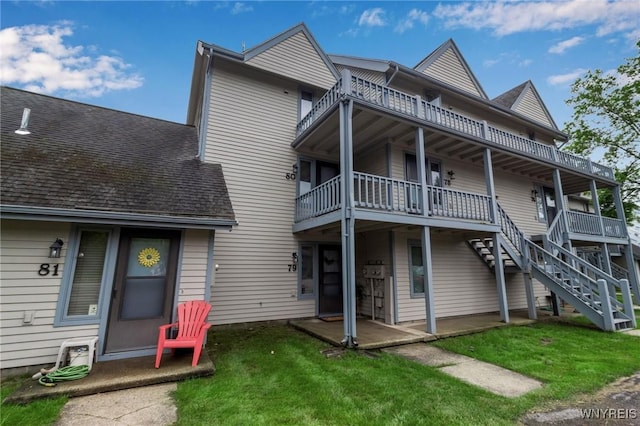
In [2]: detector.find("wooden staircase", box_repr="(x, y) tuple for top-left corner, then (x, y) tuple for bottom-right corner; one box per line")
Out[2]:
(473, 204), (637, 332)
(467, 238), (520, 273)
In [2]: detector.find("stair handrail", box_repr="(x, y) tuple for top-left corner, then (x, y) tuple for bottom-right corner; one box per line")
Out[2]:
(525, 239), (627, 315)
(496, 203), (524, 255)
(611, 262), (629, 281)
(547, 210), (566, 246)
(544, 238), (622, 289)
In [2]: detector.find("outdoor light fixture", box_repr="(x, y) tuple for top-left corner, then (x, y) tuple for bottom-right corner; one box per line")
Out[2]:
(292, 163), (298, 174)
(15, 108), (31, 135)
(531, 189), (538, 202)
(447, 170), (455, 181)
(49, 238), (64, 258)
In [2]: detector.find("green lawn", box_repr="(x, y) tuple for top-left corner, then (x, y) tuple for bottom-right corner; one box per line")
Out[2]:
(2, 320), (639, 426)
(173, 321), (640, 425)
(0, 376), (66, 426)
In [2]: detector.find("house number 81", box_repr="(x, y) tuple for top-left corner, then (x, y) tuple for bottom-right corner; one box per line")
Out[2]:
(38, 263), (60, 276)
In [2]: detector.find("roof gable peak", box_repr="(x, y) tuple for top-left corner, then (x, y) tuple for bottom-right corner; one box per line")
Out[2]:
(414, 39), (488, 99)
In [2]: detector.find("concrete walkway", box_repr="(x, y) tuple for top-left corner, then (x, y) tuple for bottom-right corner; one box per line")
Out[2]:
(56, 383), (177, 426)
(383, 343), (544, 398)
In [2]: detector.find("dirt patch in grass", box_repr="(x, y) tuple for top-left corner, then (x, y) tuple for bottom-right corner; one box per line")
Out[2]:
(521, 371), (640, 425)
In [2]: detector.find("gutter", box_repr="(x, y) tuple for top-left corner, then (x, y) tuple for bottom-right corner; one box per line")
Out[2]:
(386, 63), (399, 86)
(0, 205), (237, 230)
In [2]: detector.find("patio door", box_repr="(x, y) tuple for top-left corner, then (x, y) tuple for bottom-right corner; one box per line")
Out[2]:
(318, 245), (343, 317)
(105, 229), (180, 353)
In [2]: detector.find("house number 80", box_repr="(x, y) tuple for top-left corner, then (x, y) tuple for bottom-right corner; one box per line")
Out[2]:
(38, 263), (60, 276)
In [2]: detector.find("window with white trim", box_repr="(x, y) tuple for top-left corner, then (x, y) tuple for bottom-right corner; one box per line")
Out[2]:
(300, 90), (313, 120)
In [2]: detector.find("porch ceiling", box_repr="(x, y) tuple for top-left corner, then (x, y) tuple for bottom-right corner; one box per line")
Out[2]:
(294, 105), (609, 195)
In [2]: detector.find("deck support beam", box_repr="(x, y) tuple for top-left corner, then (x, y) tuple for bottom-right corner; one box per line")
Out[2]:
(421, 226), (436, 334)
(484, 149), (508, 322)
(613, 185), (640, 301)
(339, 97), (358, 347)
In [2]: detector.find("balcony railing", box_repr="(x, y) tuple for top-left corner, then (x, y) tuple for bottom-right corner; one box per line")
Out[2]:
(426, 185), (492, 221)
(295, 172), (492, 223)
(567, 211), (627, 239)
(295, 176), (341, 222)
(295, 74), (615, 181)
(353, 172), (422, 214)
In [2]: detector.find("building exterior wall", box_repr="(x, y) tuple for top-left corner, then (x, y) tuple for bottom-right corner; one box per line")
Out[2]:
(0, 219), (213, 370)
(0, 220), (97, 369)
(513, 88), (553, 128)
(419, 48), (482, 98)
(204, 60), (315, 324)
(246, 31), (336, 90)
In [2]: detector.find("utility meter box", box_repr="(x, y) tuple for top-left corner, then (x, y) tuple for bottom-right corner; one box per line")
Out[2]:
(363, 265), (385, 279)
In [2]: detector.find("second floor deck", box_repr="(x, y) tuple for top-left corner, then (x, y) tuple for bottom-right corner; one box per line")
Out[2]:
(293, 72), (616, 194)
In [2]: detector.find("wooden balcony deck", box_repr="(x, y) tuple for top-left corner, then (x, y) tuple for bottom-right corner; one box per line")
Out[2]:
(295, 73), (615, 183)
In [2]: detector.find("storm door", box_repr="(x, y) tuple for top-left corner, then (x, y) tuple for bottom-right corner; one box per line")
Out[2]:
(318, 245), (343, 317)
(105, 229), (180, 353)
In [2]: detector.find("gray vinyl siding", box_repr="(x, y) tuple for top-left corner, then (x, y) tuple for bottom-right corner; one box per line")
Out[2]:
(513, 88), (554, 128)
(203, 61), (315, 324)
(335, 65), (386, 86)
(0, 220), (99, 369)
(246, 31), (336, 90)
(420, 48), (482, 97)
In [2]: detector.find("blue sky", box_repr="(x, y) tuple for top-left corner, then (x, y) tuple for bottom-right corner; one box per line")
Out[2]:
(1, 0), (638, 130)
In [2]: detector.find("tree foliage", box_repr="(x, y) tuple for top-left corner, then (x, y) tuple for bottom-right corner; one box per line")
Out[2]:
(563, 41), (639, 224)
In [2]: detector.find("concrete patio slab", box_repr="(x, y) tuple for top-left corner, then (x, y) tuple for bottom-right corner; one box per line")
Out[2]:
(56, 383), (177, 426)
(384, 343), (543, 398)
(4, 351), (213, 404)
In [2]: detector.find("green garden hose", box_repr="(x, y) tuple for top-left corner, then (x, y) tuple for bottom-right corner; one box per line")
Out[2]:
(38, 365), (90, 387)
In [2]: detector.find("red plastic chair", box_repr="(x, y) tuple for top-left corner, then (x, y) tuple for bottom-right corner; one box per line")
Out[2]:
(155, 300), (212, 368)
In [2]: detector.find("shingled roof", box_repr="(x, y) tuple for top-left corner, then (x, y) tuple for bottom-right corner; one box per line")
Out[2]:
(1, 87), (235, 227)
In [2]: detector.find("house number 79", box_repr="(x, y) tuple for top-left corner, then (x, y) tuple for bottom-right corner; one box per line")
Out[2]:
(38, 263), (60, 276)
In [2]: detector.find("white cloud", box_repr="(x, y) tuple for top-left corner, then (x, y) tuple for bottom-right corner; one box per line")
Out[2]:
(519, 59), (533, 67)
(0, 23), (143, 98)
(339, 28), (360, 38)
(547, 68), (588, 86)
(358, 8), (386, 27)
(483, 58), (500, 68)
(433, 0), (640, 37)
(230, 2), (253, 15)
(395, 9), (429, 34)
(549, 36), (585, 54)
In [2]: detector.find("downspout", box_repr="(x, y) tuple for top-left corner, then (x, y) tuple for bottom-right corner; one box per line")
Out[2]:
(386, 63), (400, 86)
(197, 47), (214, 160)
